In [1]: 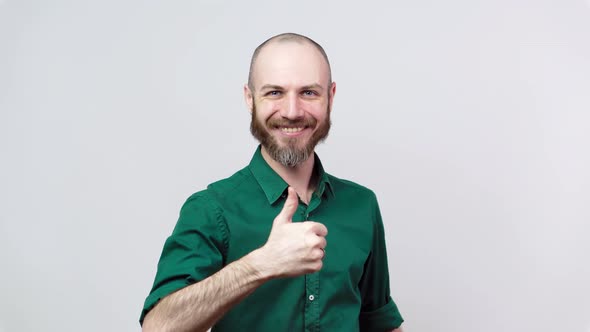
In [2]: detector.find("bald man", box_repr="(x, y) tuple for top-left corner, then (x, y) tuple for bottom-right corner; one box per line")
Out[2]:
(140, 33), (404, 332)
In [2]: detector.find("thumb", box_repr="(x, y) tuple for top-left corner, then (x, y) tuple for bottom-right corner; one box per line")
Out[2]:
(275, 187), (298, 224)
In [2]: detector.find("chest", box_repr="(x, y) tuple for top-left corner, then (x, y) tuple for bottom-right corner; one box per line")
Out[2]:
(221, 198), (374, 286)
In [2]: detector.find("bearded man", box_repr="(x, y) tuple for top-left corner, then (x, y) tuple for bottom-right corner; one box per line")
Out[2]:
(140, 33), (404, 332)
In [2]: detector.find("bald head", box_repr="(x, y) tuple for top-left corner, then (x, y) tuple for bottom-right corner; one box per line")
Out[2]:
(247, 33), (332, 92)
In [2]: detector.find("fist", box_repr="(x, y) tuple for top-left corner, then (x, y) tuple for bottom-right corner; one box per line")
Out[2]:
(256, 187), (328, 279)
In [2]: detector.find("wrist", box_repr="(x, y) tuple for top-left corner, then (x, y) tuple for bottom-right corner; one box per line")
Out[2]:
(243, 247), (275, 282)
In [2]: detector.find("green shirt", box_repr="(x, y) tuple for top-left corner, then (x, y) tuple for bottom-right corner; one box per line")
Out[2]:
(140, 146), (403, 331)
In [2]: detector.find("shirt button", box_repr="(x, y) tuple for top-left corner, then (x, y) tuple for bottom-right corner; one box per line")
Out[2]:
(308, 295), (315, 301)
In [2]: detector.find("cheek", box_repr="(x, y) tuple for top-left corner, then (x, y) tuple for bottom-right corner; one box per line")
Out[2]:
(307, 104), (329, 120)
(253, 107), (273, 124)
(257, 100), (279, 116)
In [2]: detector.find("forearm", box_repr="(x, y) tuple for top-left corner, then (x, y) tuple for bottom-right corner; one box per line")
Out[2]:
(142, 250), (269, 332)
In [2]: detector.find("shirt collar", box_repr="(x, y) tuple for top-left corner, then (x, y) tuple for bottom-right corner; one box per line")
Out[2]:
(248, 145), (335, 205)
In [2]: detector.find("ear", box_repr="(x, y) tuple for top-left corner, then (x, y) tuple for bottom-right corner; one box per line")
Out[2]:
(244, 84), (254, 114)
(328, 81), (336, 112)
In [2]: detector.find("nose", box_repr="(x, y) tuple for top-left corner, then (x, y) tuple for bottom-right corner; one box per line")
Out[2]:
(279, 93), (304, 120)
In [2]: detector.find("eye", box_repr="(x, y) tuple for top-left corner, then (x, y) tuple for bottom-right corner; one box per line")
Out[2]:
(266, 90), (282, 97)
(302, 90), (317, 97)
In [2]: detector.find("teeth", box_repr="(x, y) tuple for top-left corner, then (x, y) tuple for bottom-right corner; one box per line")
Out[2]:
(280, 127), (304, 133)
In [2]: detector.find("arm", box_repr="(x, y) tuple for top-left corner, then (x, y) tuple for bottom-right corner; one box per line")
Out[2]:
(142, 249), (267, 332)
(359, 193), (404, 332)
(143, 187), (326, 332)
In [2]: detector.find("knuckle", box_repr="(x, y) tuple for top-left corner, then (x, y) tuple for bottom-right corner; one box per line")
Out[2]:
(313, 261), (323, 271)
(311, 223), (324, 234)
(312, 248), (323, 260)
(315, 238), (325, 248)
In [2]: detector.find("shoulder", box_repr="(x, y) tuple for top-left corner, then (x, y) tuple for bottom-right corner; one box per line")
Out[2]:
(206, 166), (251, 192)
(182, 165), (253, 207)
(326, 173), (378, 201)
(326, 173), (383, 227)
(175, 168), (253, 236)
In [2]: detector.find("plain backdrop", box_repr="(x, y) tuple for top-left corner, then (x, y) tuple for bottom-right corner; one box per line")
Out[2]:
(1, 1), (589, 331)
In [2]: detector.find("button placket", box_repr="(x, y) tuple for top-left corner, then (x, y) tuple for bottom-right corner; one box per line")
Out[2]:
(304, 191), (322, 331)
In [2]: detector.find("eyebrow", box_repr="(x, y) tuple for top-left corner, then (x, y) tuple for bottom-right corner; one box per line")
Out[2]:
(259, 84), (284, 91)
(300, 84), (324, 91)
(259, 83), (325, 92)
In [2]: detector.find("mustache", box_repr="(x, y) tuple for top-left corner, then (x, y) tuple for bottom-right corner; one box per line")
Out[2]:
(267, 118), (317, 128)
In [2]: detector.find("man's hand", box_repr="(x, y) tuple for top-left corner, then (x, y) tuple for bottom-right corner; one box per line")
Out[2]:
(252, 187), (328, 279)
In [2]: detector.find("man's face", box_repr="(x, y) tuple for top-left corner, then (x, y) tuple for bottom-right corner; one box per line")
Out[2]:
(246, 41), (336, 167)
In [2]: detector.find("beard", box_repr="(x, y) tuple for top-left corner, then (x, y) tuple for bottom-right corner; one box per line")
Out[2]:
(250, 103), (331, 167)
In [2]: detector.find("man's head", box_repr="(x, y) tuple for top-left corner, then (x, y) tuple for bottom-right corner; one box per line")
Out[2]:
(245, 33), (336, 168)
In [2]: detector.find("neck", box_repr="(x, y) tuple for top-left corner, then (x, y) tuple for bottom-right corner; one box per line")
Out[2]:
(260, 146), (316, 204)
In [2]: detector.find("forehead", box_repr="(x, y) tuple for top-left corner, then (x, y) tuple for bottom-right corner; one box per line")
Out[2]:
(252, 41), (330, 89)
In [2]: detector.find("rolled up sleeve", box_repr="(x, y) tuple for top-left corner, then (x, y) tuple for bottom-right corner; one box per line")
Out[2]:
(139, 192), (228, 325)
(359, 194), (404, 331)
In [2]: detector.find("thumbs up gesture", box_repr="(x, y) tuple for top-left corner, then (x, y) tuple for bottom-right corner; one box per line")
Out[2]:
(254, 187), (328, 279)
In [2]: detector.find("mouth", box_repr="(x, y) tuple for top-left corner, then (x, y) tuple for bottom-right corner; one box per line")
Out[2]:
(267, 117), (316, 137)
(272, 125), (311, 138)
(279, 126), (305, 133)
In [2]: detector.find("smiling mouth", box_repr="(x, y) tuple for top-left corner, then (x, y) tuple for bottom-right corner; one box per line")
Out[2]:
(279, 127), (305, 133)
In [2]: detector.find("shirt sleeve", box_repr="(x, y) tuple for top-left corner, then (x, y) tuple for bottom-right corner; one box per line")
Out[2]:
(358, 193), (404, 331)
(139, 192), (229, 325)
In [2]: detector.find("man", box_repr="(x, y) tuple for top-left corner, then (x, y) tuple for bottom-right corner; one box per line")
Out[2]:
(140, 33), (404, 332)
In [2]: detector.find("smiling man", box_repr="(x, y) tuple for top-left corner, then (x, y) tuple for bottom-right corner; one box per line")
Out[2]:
(140, 33), (404, 332)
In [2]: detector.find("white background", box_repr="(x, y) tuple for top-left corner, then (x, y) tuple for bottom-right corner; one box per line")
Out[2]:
(1, 1), (589, 331)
